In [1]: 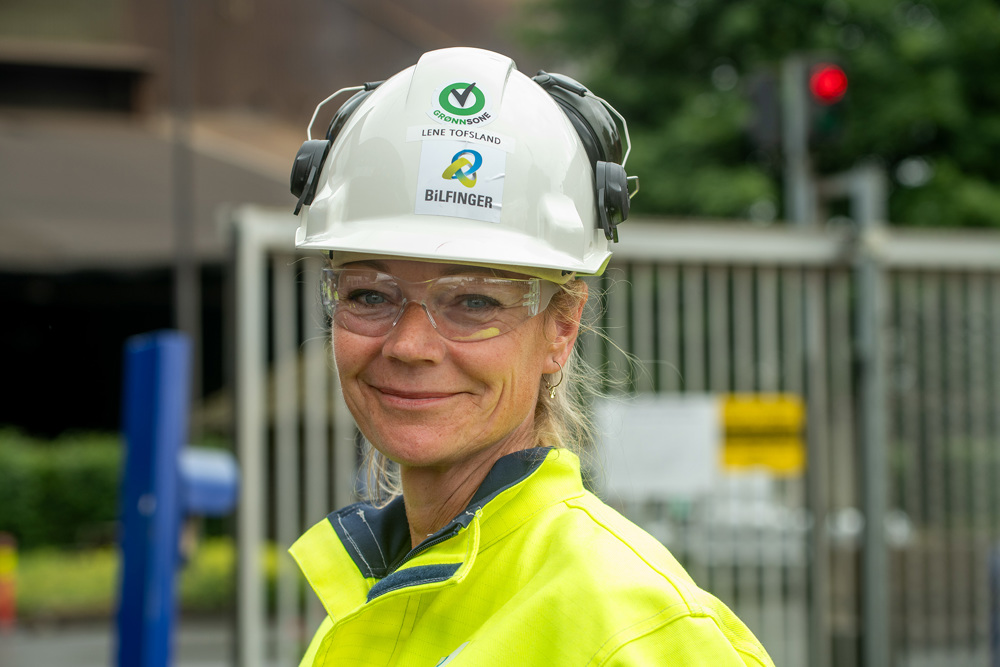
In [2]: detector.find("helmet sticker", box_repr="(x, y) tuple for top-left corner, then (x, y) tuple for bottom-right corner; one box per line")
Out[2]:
(406, 125), (516, 153)
(429, 81), (496, 127)
(414, 140), (505, 223)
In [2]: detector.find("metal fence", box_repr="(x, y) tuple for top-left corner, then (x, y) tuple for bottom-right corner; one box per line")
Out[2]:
(231, 205), (1000, 667)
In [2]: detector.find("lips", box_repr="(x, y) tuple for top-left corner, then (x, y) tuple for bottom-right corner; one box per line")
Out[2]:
(372, 385), (461, 403)
(378, 388), (455, 400)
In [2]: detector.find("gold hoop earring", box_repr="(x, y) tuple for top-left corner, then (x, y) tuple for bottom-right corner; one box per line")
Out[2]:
(544, 360), (564, 399)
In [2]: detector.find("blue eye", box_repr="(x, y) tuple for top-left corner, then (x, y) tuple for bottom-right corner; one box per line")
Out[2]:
(349, 290), (391, 308)
(461, 294), (500, 310)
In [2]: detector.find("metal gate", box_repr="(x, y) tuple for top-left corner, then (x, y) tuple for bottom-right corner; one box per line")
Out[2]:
(231, 205), (1000, 667)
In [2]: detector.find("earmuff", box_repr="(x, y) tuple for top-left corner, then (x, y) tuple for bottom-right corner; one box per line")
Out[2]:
(532, 71), (631, 242)
(290, 83), (382, 215)
(289, 72), (632, 242)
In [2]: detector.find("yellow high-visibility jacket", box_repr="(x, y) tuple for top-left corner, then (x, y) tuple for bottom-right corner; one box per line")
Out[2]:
(290, 447), (775, 666)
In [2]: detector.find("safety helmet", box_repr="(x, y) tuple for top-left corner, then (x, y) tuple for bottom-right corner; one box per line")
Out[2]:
(291, 47), (634, 282)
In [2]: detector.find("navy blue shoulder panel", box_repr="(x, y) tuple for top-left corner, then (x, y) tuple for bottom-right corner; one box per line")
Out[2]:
(327, 497), (410, 579)
(327, 447), (551, 580)
(421, 447), (552, 542)
(366, 563), (461, 602)
(468, 447), (551, 509)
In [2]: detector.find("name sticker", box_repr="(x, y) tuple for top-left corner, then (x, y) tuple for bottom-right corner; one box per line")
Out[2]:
(414, 140), (505, 224)
(406, 126), (515, 153)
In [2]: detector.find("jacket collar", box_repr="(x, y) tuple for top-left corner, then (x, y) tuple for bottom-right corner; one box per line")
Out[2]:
(331, 447), (552, 578)
(290, 447), (583, 619)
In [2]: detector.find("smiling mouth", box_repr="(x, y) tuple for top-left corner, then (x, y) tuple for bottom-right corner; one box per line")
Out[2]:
(375, 387), (457, 401)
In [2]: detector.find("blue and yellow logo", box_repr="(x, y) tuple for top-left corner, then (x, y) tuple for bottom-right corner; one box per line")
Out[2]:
(441, 149), (482, 188)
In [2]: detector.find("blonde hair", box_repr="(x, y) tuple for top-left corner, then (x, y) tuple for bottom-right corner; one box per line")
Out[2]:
(356, 277), (604, 504)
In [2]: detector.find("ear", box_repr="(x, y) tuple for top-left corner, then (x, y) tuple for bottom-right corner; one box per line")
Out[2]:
(543, 281), (588, 375)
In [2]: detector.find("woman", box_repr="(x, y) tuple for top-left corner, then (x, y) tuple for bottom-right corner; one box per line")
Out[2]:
(288, 47), (774, 666)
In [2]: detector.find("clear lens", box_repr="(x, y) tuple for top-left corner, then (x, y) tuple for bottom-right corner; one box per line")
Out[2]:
(321, 268), (556, 341)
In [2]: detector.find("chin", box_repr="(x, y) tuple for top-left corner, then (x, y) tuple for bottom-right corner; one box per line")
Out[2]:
(368, 428), (472, 469)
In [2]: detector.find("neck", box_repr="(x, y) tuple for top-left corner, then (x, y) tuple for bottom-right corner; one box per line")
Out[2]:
(399, 422), (536, 549)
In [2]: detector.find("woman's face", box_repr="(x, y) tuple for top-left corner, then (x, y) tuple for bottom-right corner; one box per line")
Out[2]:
(333, 259), (576, 471)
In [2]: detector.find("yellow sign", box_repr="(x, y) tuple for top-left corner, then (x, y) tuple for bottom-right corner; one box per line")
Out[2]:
(722, 394), (805, 475)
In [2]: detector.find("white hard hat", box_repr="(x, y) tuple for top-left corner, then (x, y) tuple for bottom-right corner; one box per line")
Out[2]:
(291, 47), (634, 281)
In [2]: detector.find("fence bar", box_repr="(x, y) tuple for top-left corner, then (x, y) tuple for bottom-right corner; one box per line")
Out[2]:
(857, 209), (890, 667)
(682, 266), (705, 392)
(707, 267), (729, 394)
(301, 257), (329, 633)
(732, 267), (753, 393)
(880, 230), (1000, 270)
(235, 216), (270, 667)
(969, 275), (990, 649)
(826, 268), (858, 666)
(780, 268), (809, 667)
(657, 266), (681, 392)
(828, 270), (856, 510)
(993, 276), (1000, 547)
(631, 263), (656, 393)
(894, 272), (925, 657)
(615, 221), (848, 265)
(805, 269), (832, 667)
(273, 256), (300, 663)
(730, 266), (759, 633)
(992, 276), (1000, 667)
(921, 274), (947, 648)
(780, 268), (803, 395)
(756, 267), (786, 665)
(944, 274), (969, 649)
(757, 267), (779, 393)
(705, 266), (733, 608)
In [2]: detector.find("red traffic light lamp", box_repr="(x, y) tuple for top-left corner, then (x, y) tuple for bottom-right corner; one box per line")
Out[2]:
(809, 63), (848, 105)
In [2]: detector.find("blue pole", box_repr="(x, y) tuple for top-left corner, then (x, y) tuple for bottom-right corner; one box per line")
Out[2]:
(116, 331), (191, 667)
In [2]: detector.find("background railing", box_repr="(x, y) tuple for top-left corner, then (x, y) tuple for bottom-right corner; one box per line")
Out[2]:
(232, 205), (1000, 667)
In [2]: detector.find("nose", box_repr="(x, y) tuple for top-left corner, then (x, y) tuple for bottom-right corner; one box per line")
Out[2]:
(382, 300), (445, 362)
(391, 299), (438, 330)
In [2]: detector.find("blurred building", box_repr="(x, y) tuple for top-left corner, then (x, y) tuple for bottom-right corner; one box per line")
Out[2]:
(0, 0), (534, 435)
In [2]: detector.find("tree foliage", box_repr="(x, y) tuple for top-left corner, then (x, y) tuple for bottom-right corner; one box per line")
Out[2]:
(520, 0), (1000, 227)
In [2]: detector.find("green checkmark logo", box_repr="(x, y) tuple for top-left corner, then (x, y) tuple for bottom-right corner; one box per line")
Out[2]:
(439, 82), (485, 116)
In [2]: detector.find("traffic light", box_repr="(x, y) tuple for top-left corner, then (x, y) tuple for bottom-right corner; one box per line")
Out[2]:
(806, 62), (848, 146)
(746, 70), (781, 154)
(745, 57), (849, 157)
(809, 63), (848, 104)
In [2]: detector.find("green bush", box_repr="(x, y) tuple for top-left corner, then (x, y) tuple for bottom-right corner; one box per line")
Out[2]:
(0, 429), (236, 549)
(16, 537), (270, 621)
(17, 546), (118, 620)
(0, 429), (123, 549)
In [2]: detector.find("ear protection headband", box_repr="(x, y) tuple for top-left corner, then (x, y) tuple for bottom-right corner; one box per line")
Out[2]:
(290, 81), (382, 215)
(290, 72), (636, 241)
(531, 71), (632, 242)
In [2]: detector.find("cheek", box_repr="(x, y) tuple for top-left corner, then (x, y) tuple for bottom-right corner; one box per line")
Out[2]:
(483, 333), (548, 405)
(332, 328), (377, 386)
(332, 329), (348, 366)
(332, 333), (351, 377)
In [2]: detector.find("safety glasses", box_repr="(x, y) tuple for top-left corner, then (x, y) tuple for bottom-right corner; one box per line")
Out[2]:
(321, 268), (558, 342)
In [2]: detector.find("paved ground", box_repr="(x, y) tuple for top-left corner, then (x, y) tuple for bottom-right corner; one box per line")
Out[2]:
(2, 618), (990, 667)
(2, 618), (239, 667)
